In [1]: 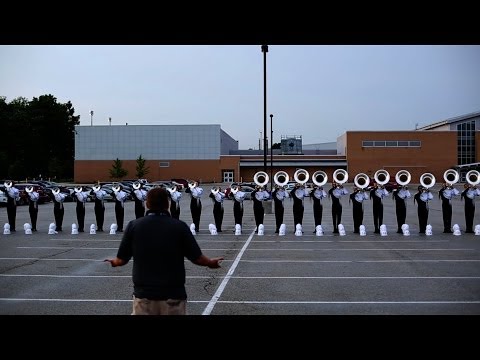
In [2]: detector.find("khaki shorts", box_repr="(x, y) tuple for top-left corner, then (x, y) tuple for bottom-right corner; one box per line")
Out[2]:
(132, 296), (186, 315)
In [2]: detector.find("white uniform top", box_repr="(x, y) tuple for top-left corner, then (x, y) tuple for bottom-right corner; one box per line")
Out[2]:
(191, 187), (204, 199)
(75, 191), (89, 203)
(397, 188), (411, 199)
(465, 188), (480, 200)
(332, 187), (349, 198)
(420, 191), (434, 202)
(442, 188), (460, 200)
(170, 190), (182, 203)
(313, 188), (327, 200)
(234, 191), (246, 202)
(134, 189), (147, 201)
(374, 188), (389, 199)
(115, 191), (128, 208)
(7, 187), (20, 201)
(28, 191), (40, 202)
(255, 190), (269, 201)
(275, 189), (288, 201)
(54, 192), (66, 203)
(94, 189), (107, 200)
(213, 192), (225, 203)
(354, 191), (369, 202)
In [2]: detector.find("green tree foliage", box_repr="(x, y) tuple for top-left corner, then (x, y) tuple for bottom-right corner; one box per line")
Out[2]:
(272, 142), (281, 149)
(135, 154), (150, 179)
(109, 158), (128, 180)
(0, 95), (80, 180)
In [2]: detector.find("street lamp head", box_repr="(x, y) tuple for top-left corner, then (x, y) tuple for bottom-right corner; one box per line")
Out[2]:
(270, 114), (273, 119)
(261, 45), (269, 53)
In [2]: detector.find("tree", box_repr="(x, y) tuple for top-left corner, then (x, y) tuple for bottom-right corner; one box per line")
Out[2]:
(109, 158), (128, 180)
(272, 142), (281, 149)
(135, 154), (150, 179)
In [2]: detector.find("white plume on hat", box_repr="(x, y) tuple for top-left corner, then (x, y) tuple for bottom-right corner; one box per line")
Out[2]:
(3, 223), (11, 235)
(189, 223), (196, 235)
(257, 224), (264, 236)
(380, 224), (388, 237)
(316, 225), (324, 236)
(279, 224), (286, 236)
(295, 224), (302, 236)
(71, 223), (78, 235)
(452, 224), (461, 236)
(110, 223), (118, 235)
(426, 224), (433, 236)
(402, 224), (410, 236)
(49, 223), (58, 235)
(90, 224), (96, 235)
(359, 225), (366, 236)
(338, 224), (346, 236)
(24, 223), (32, 235)
(235, 224), (241, 235)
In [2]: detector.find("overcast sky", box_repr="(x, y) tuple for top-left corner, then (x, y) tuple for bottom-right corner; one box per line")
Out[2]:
(1, 45), (479, 150)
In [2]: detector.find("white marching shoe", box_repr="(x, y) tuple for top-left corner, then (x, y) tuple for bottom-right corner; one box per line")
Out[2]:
(209, 224), (218, 235)
(90, 224), (96, 235)
(71, 223), (78, 235)
(452, 224), (461, 236)
(315, 225), (324, 236)
(359, 225), (366, 236)
(475, 225), (480, 235)
(235, 224), (242, 235)
(401, 224), (410, 236)
(380, 224), (388, 237)
(257, 224), (264, 236)
(49, 223), (58, 235)
(3, 223), (11, 235)
(426, 224), (433, 236)
(24, 223), (32, 235)
(338, 224), (346, 236)
(279, 224), (286, 236)
(189, 223), (196, 235)
(295, 224), (303, 236)
(109, 223), (117, 235)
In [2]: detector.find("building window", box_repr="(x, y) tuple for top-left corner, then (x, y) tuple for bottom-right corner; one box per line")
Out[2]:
(159, 161), (170, 167)
(362, 140), (422, 148)
(457, 120), (476, 165)
(223, 170), (234, 183)
(362, 141), (374, 147)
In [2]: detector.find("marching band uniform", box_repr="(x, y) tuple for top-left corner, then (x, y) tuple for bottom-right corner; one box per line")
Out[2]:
(414, 186), (433, 234)
(272, 186), (288, 233)
(92, 187), (107, 232)
(439, 184), (460, 233)
(310, 186), (327, 232)
(75, 188), (90, 232)
(168, 187), (182, 220)
(328, 182), (349, 233)
(185, 183), (203, 233)
(5, 182), (20, 232)
(232, 188), (246, 229)
(52, 191), (66, 231)
(350, 187), (368, 233)
(370, 184), (389, 234)
(251, 187), (269, 230)
(209, 189), (225, 232)
(133, 185), (148, 219)
(461, 184), (480, 233)
(392, 186), (411, 233)
(27, 188), (40, 231)
(114, 187), (128, 232)
(290, 184), (307, 231)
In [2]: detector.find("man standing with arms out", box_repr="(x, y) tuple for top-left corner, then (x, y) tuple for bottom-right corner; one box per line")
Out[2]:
(105, 187), (223, 315)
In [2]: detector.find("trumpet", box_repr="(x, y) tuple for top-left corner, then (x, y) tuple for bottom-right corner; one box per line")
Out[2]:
(254, 171), (269, 188)
(74, 186), (83, 193)
(374, 169), (390, 187)
(274, 171), (289, 188)
(4, 180), (13, 189)
(443, 169), (459, 187)
(333, 169), (348, 186)
(420, 173), (436, 189)
(52, 187), (61, 195)
(112, 183), (121, 193)
(466, 170), (480, 186)
(92, 184), (101, 192)
(211, 186), (220, 195)
(231, 185), (239, 194)
(166, 185), (177, 194)
(354, 173), (370, 190)
(312, 170), (328, 187)
(188, 180), (197, 189)
(395, 170), (411, 188)
(293, 169), (309, 186)
(26, 185), (34, 193)
(132, 181), (142, 190)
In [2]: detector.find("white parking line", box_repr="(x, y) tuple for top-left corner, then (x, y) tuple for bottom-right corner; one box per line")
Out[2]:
(0, 298), (209, 303)
(16, 246), (232, 251)
(0, 274), (211, 279)
(245, 248), (474, 251)
(240, 259), (480, 263)
(202, 229), (256, 315)
(214, 300), (480, 304)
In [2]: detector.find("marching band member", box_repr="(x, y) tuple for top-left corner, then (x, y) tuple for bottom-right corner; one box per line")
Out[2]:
(251, 185), (269, 232)
(310, 184), (327, 233)
(4, 181), (20, 232)
(26, 186), (40, 232)
(51, 188), (66, 232)
(328, 181), (348, 234)
(232, 185), (246, 230)
(272, 185), (288, 233)
(392, 185), (411, 233)
(74, 186), (90, 232)
(370, 183), (389, 234)
(414, 185), (433, 234)
(91, 185), (107, 232)
(290, 183), (307, 232)
(350, 186), (368, 234)
(168, 185), (182, 220)
(113, 184), (128, 232)
(209, 187), (225, 232)
(133, 182), (148, 219)
(185, 181), (203, 233)
(461, 183), (480, 233)
(439, 182), (460, 233)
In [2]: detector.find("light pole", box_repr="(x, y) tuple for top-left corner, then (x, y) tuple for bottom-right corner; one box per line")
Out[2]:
(90, 110), (94, 126)
(270, 114), (273, 191)
(261, 45), (268, 173)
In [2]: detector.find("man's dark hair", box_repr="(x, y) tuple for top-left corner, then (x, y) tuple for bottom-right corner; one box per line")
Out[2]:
(146, 187), (170, 211)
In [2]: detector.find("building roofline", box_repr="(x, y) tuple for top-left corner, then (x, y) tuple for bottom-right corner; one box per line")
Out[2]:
(416, 111), (480, 130)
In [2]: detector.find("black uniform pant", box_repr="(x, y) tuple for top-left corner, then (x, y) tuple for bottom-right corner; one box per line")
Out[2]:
(352, 202), (363, 233)
(94, 202), (105, 231)
(7, 202), (16, 231)
(76, 203), (86, 232)
(170, 202), (180, 220)
(253, 203), (264, 228)
(115, 203), (125, 231)
(465, 203), (475, 232)
(213, 203), (224, 231)
(331, 202), (342, 233)
(54, 205), (64, 231)
(29, 203), (38, 231)
(190, 199), (202, 232)
(274, 204), (284, 232)
(293, 205), (304, 229)
(134, 201), (145, 219)
(233, 202), (243, 227)
(441, 200), (452, 232)
(395, 202), (406, 232)
(417, 203), (428, 233)
(313, 203), (323, 227)
(373, 202), (383, 232)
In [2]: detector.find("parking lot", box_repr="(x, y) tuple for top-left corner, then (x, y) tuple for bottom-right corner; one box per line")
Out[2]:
(1, 183), (479, 315)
